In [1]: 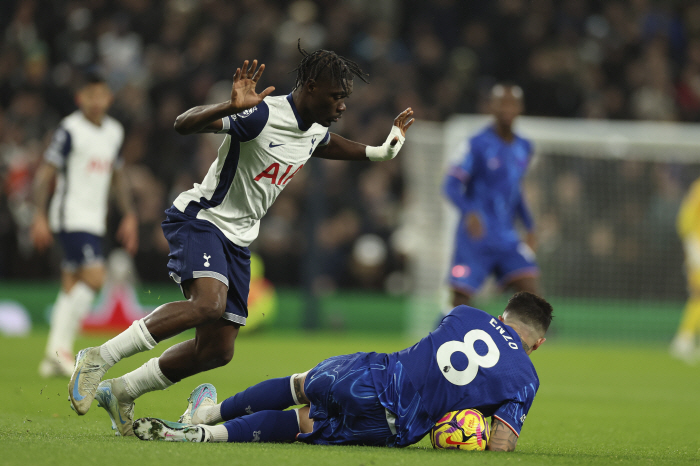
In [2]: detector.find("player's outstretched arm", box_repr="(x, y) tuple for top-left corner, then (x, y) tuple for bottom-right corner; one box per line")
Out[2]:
(174, 59), (275, 135)
(313, 108), (414, 161)
(486, 418), (519, 452)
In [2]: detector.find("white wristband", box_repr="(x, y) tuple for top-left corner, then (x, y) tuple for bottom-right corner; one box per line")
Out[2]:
(366, 125), (406, 161)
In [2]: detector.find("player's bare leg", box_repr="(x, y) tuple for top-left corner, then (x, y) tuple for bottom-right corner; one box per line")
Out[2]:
(452, 289), (472, 307)
(505, 276), (539, 295)
(143, 277), (229, 342)
(298, 405), (314, 433)
(41, 265), (104, 378)
(157, 318), (239, 382)
(69, 277), (229, 416)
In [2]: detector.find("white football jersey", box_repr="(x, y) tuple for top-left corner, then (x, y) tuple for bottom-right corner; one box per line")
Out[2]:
(45, 111), (124, 236)
(173, 94), (330, 247)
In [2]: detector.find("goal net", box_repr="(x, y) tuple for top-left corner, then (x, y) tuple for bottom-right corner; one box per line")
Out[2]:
(400, 116), (700, 341)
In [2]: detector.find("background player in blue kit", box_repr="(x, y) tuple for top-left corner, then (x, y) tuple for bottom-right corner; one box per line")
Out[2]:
(133, 292), (552, 452)
(69, 46), (415, 436)
(444, 84), (539, 307)
(31, 74), (138, 378)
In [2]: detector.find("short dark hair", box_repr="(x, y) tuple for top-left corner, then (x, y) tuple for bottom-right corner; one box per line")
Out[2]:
(74, 71), (107, 93)
(504, 291), (553, 335)
(292, 39), (369, 94)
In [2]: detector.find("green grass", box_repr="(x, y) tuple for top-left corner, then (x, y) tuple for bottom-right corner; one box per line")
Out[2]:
(1, 331), (699, 465)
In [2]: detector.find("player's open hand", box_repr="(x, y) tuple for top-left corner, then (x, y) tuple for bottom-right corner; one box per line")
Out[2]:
(117, 212), (139, 256)
(390, 108), (414, 146)
(229, 59), (276, 114)
(30, 213), (53, 252)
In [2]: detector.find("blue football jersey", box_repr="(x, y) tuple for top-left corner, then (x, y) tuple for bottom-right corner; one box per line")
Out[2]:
(370, 305), (539, 446)
(444, 125), (534, 246)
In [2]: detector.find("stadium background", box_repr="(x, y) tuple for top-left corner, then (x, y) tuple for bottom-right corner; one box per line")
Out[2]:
(2, 0), (700, 340)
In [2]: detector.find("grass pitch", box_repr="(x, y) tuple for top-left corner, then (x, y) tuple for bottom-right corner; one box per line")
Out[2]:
(1, 331), (698, 466)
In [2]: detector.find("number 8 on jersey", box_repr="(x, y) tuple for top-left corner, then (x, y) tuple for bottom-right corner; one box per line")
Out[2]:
(436, 330), (500, 386)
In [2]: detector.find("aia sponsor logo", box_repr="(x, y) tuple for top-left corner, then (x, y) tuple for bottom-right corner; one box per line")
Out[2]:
(87, 158), (113, 173)
(254, 163), (304, 185)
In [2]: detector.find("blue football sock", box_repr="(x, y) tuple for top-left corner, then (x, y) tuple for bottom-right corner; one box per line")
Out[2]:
(224, 409), (300, 443)
(220, 376), (296, 421)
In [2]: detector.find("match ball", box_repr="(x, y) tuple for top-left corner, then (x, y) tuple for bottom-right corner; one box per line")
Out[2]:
(430, 409), (490, 451)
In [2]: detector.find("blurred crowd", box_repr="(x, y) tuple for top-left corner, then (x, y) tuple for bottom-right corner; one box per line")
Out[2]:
(527, 158), (700, 300)
(2, 0), (700, 294)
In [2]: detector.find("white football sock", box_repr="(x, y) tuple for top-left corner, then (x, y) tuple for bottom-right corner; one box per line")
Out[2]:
(99, 318), (156, 367)
(121, 357), (174, 401)
(194, 403), (223, 425)
(45, 282), (95, 359)
(201, 424), (228, 442)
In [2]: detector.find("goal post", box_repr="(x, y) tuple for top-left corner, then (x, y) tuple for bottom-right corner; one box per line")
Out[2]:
(400, 116), (700, 340)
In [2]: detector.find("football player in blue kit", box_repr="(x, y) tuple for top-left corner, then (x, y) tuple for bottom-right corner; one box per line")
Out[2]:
(133, 292), (552, 452)
(444, 84), (539, 307)
(69, 44), (415, 436)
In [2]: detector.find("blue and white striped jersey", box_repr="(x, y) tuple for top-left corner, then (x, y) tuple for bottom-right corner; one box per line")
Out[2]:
(173, 94), (330, 247)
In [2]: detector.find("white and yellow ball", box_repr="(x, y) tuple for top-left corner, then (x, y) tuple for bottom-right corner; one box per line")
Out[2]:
(430, 409), (490, 451)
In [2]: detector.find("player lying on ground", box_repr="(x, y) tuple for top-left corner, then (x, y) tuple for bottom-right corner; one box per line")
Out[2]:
(68, 43), (414, 437)
(133, 292), (552, 451)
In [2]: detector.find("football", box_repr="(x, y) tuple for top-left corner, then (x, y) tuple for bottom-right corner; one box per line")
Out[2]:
(429, 409), (490, 451)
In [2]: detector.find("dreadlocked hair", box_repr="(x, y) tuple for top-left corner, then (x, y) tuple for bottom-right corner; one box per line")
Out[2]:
(293, 39), (369, 93)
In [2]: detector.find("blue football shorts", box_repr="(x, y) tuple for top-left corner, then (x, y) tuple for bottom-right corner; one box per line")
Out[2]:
(449, 239), (539, 294)
(57, 231), (104, 271)
(161, 206), (250, 326)
(297, 352), (398, 447)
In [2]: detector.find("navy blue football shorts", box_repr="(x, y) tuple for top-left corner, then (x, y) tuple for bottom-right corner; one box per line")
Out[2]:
(449, 239), (539, 294)
(297, 352), (398, 446)
(57, 231), (104, 271)
(161, 205), (250, 326)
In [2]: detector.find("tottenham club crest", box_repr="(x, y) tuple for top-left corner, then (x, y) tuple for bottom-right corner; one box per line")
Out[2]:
(203, 253), (211, 267)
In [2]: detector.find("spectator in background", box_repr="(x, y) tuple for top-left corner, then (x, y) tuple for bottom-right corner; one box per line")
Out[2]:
(2, 0), (700, 295)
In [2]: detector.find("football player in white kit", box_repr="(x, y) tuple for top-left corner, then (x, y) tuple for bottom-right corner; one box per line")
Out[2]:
(31, 74), (138, 378)
(69, 46), (414, 437)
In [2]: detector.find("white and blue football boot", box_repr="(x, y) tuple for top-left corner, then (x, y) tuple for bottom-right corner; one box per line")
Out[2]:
(68, 347), (109, 415)
(133, 418), (211, 442)
(178, 383), (218, 425)
(95, 379), (135, 437)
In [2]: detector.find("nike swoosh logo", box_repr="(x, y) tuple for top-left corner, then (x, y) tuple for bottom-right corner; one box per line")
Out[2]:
(194, 388), (211, 409)
(117, 407), (127, 424)
(269, 142), (284, 148)
(72, 369), (85, 401)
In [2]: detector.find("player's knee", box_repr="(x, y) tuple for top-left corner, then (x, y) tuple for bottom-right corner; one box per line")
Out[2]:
(78, 267), (106, 291)
(197, 342), (234, 370)
(192, 297), (226, 323)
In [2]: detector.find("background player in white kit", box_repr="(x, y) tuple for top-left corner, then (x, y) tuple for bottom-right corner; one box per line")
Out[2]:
(31, 74), (138, 378)
(69, 46), (414, 436)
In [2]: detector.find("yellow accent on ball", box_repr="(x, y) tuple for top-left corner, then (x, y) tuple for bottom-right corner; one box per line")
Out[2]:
(430, 409), (490, 451)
